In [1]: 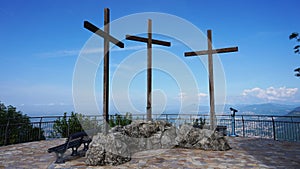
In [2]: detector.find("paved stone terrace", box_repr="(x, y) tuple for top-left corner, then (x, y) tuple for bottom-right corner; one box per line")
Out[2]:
(0, 137), (300, 169)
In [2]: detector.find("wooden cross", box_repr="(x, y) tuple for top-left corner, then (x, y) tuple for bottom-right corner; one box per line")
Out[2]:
(84, 8), (124, 133)
(126, 19), (171, 121)
(184, 30), (238, 130)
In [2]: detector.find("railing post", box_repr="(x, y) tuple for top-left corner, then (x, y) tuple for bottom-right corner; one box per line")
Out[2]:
(242, 115), (245, 137)
(67, 120), (70, 137)
(272, 116), (276, 140)
(4, 119), (10, 145)
(39, 117), (43, 140)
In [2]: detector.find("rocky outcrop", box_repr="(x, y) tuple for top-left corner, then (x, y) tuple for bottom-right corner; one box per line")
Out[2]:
(176, 124), (231, 151)
(85, 121), (230, 166)
(85, 132), (131, 166)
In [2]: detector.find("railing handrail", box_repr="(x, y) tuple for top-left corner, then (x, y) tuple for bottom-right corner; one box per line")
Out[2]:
(3, 114), (298, 123)
(13, 113), (300, 119)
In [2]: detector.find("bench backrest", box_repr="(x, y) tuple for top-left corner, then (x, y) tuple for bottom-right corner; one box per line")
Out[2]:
(64, 131), (88, 148)
(69, 131), (88, 140)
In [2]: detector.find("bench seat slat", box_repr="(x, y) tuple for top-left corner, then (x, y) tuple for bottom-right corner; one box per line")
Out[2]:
(48, 144), (67, 153)
(68, 140), (82, 148)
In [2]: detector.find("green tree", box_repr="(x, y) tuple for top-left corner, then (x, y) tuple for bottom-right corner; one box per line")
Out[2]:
(289, 32), (300, 53)
(0, 102), (45, 146)
(76, 114), (101, 131)
(289, 32), (300, 77)
(53, 112), (82, 138)
(52, 112), (101, 138)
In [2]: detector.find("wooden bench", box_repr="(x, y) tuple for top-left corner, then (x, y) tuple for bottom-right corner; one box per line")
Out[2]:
(48, 131), (92, 163)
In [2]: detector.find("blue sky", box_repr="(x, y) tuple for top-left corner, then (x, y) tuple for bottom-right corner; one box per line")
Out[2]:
(1, 0), (300, 116)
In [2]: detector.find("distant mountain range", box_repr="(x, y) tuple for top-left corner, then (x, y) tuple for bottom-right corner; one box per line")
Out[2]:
(22, 102), (300, 117)
(175, 103), (298, 116)
(235, 103), (297, 116)
(286, 106), (300, 116)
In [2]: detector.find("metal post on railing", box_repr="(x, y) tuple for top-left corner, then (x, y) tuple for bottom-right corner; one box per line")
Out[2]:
(290, 117), (296, 141)
(272, 116), (276, 140)
(4, 119), (10, 145)
(67, 122), (70, 137)
(39, 117), (43, 140)
(242, 115), (245, 137)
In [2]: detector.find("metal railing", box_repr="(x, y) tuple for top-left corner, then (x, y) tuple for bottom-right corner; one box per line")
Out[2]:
(1, 113), (300, 146)
(0, 115), (103, 146)
(151, 114), (300, 142)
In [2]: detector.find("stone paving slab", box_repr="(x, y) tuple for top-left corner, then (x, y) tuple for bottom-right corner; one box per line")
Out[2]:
(1, 137), (300, 168)
(0, 138), (65, 169)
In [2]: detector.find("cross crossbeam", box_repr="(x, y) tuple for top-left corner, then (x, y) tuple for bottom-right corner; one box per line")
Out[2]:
(184, 29), (238, 130)
(126, 19), (171, 121)
(84, 21), (124, 48)
(185, 47), (238, 56)
(125, 35), (171, 47)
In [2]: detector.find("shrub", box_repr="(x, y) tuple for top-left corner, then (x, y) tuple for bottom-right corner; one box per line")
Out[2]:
(52, 112), (101, 138)
(193, 117), (206, 129)
(109, 112), (132, 128)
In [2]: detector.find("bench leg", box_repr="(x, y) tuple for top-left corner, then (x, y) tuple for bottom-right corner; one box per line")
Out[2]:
(54, 152), (65, 164)
(71, 147), (78, 156)
(83, 143), (89, 151)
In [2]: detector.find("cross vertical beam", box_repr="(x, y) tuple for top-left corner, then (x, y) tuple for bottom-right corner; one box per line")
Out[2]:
(184, 29), (238, 130)
(103, 8), (110, 132)
(126, 19), (171, 121)
(207, 30), (216, 131)
(84, 8), (124, 133)
(147, 19), (152, 121)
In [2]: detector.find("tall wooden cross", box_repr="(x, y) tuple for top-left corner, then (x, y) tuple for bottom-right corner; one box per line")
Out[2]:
(184, 30), (238, 130)
(84, 8), (124, 133)
(126, 19), (171, 121)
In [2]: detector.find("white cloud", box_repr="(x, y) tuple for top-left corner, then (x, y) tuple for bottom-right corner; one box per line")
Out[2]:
(242, 86), (298, 101)
(111, 45), (146, 51)
(80, 45), (146, 54)
(37, 45), (146, 58)
(176, 92), (208, 105)
(178, 92), (187, 100)
(198, 93), (208, 98)
(37, 49), (79, 58)
(32, 102), (70, 106)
